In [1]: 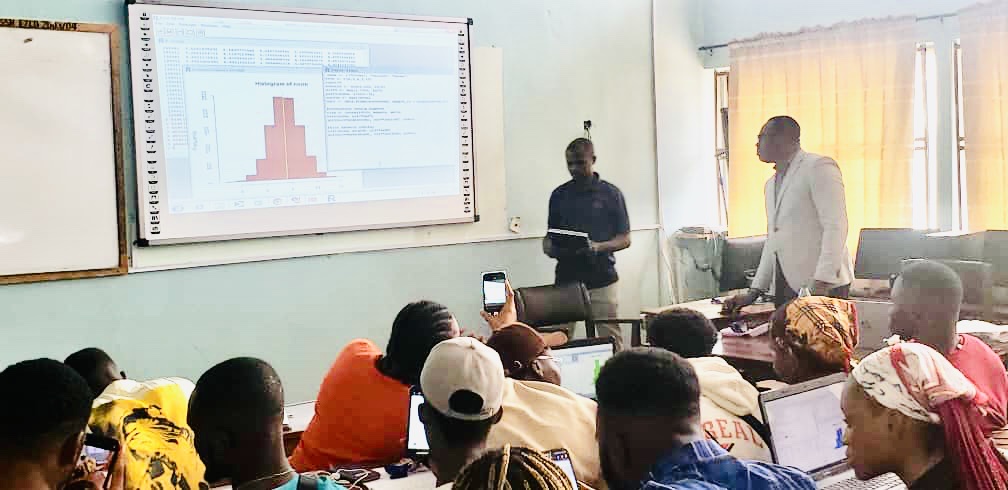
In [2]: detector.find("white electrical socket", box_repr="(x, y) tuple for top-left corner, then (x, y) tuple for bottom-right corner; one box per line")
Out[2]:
(509, 216), (521, 233)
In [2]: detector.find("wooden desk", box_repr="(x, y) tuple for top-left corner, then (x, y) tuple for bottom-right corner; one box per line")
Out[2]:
(642, 298), (778, 383)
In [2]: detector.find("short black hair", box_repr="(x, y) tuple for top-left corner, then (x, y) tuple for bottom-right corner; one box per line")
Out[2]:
(767, 115), (800, 141)
(190, 357), (283, 426)
(898, 260), (964, 307)
(424, 395), (497, 446)
(64, 347), (116, 397)
(0, 359), (92, 457)
(565, 137), (594, 156)
(596, 348), (700, 420)
(647, 308), (718, 358)
(384, 301), (456, 386)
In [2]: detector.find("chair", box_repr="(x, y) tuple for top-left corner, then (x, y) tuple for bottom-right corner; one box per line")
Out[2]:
(719, 235), (766, 293)
(513, 283), (646, 346)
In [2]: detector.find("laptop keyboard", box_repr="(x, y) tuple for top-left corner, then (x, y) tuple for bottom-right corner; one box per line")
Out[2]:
(821, 473), (903, 490)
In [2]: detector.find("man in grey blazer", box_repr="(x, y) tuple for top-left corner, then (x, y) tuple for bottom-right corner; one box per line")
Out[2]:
(724, 116), (853, 312)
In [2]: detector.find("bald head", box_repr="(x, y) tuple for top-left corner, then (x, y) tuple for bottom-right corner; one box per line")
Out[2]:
(188, 357), (285, 483)
(757, 116), (801, 164)
(766, 116), (800, 141)
(890, 260), (963, 353)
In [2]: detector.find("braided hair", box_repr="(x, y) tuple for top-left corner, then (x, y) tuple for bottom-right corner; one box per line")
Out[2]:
(453, 445), (573, 490)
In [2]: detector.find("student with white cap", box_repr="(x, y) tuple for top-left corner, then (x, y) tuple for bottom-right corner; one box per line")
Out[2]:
(419, 337), (507, 489)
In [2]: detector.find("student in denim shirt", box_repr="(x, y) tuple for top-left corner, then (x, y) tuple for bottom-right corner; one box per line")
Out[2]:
(595, 349), (816, 490)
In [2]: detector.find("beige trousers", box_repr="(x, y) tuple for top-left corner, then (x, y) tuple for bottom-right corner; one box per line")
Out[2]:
(562, 282), (622, 350)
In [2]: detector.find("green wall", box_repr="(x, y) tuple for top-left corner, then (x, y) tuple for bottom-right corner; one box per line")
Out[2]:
(0, 0), (665, 401)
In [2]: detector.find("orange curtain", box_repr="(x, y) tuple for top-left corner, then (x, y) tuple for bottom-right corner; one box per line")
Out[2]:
(727, 18), (917, 252)
(960, 2), (1008, 231)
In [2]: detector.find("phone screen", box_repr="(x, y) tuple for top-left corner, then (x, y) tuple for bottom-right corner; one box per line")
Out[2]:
(406, 392), (429, 453)
(84, 445), (112, 465)
(548, 450), (579, 489)
(483, 271), (507, 311)
(81, 444), (114, 488)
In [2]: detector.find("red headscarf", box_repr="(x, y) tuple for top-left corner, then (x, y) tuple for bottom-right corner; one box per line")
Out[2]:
(853, 342), (1008, 490)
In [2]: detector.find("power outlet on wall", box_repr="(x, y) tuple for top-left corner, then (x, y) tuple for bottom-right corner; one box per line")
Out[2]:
(509, 216), (521, 234)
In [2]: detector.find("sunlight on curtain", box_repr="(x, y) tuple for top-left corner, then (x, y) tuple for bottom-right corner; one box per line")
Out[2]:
(727, 18), (917, 252)
(960, 2), (1008, 231)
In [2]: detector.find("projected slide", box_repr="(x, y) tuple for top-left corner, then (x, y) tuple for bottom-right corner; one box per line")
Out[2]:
(129, 3), (475, 243)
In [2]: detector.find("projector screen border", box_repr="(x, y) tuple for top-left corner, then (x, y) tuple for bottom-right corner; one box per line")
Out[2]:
(127, 1), (477, 245)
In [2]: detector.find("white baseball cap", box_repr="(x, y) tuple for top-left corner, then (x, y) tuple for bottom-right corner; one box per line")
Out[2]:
(420, 337), (505, 421)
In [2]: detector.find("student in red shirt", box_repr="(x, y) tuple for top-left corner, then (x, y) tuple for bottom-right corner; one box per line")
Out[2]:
(889, 259), (1008, 436)
(290, 301), (460, 471)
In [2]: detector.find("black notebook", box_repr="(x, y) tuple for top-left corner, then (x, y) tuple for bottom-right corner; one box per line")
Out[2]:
(547, 228), (591, 252)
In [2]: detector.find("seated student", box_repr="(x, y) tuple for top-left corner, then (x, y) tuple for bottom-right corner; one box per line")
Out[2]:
(769, 296), (859, 384)
(419, 337), (506, 488)
(595, 348), (816, 490)
(646, 308), (771, 462)
(454, 445), (574, 490)
(65, 348), (205, 489)
(0, 359), (94, 490)
(64, 348), (126, 398)
(88, 379), (206, 489)
(486, 323), (561, 385)
(844, 342), (1008, 490)
(889, 259), (1008, 438)
(291, 301), (460, 470)
(480, 292), (605, 488)
(189, 357), (347, 490)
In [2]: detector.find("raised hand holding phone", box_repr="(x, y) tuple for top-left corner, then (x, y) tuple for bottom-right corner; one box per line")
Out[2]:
(480, 276), (517, 332)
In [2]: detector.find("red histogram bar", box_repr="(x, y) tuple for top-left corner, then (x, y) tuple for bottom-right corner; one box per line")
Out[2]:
(247, 97), (324, 181)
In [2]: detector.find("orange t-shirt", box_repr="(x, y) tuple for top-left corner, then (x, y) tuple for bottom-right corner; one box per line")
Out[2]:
(290, 339), (409, 471)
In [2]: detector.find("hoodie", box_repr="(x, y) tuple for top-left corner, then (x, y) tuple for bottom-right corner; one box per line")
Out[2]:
(688, 357), (772, 462)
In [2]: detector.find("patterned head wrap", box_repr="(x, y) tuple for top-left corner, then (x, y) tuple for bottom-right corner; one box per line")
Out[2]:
(772, 296), (860, 372)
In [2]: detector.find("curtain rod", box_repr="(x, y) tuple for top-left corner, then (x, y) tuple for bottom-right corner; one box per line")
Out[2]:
(696, 12), (957, 52)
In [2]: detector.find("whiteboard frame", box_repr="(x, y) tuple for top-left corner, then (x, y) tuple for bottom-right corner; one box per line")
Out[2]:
(127, 1), (477, 245)
(0, 19), (128, 285)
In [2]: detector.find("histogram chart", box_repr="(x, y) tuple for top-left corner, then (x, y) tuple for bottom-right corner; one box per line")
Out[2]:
(182, 68), (328, 187)
(247, 97), (325, 181)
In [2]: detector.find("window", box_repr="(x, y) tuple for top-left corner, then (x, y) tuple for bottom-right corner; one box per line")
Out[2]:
(712, 44), (940, 230)
(912, 42), (938, 230)
(953, 40), (967, 229)
(714, 70), (729, 228)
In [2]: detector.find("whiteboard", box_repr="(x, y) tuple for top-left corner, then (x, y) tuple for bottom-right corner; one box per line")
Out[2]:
(127, 3), (476, 245)
(0, 20), (127, 283)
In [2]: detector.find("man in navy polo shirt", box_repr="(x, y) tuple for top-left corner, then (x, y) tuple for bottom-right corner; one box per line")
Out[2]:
(543, 138), (631, 349)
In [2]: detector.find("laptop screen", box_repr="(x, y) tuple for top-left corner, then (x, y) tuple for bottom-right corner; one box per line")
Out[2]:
(762, 376), (848, 474)
(553, 341), (614, 399)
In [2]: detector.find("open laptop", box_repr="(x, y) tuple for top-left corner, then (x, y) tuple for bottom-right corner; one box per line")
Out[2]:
(759, 373), (905, 490)
(552, 337), (616, 400)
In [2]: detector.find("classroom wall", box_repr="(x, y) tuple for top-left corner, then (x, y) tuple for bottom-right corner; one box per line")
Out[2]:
(0, 0), (672, 401)
(653, 0), (717, 234)
(654, 0), (981, 236)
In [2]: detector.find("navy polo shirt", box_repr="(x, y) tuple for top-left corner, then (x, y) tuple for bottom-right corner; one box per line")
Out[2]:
(547, 173), (630, 289)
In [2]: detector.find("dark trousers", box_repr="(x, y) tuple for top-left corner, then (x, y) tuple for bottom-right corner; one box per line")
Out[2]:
(773, 256), (850, 308)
